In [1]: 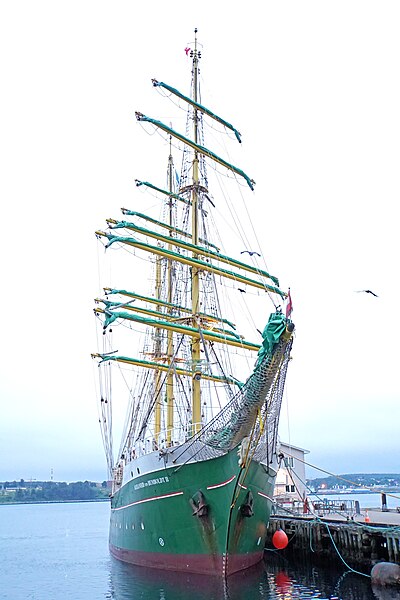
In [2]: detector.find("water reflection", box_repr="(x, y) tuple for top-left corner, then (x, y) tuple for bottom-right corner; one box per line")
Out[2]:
(108, 551), (378, 600)
(265, 555), (376, 600)
(108, 558), (268, 600)
(371, 586), (400, 600)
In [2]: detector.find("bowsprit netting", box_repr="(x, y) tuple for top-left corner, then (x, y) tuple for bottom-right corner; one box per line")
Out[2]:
(197, 312), (293, 452)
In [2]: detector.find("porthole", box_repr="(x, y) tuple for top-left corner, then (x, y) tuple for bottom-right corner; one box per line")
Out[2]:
(141, 522), (145, 530)
(257, 536), (261, 546)
(159, 537), (165, 547)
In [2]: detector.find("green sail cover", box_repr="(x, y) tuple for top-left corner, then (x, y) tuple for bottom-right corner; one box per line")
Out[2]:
(102, 308), (259, 350)
(255, 311), (289, 367)
(134, 180), (189, 205)
(120, 210), (220, 251)
(135, 113), (255, 190)
(109, 219), (280, 287)
(152, 79), (242, 143)
(104, 288), (236, 330)
(104, 233), (285, 297)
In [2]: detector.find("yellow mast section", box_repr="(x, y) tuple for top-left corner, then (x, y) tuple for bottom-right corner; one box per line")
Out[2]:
(166, 139), (174, 444)
(91, 353), (239, 386)
(191, 32), (201, 434)
(154, 250), (162, 438)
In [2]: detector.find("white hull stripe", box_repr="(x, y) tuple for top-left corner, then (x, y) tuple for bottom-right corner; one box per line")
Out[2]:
(206, 475), (236, 490)
(238, 483), (248, 490)
(112, 491), (183, 511)
(257, 491), (273, 501)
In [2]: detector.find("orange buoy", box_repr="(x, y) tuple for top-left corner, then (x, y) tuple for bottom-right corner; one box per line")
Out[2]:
(275, 571), (291, 592)
(365, 511), (370, 523)
(272, 529), (289, 550)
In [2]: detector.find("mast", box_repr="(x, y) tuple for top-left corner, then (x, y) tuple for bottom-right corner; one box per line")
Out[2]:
(154, 246), (162, 439)
(166, 135), (175, 445)
(154, 135), (176, 446)
(191, 29), (201, 434)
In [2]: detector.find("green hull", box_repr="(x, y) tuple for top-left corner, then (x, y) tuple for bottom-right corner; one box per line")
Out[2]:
(109, 449), (276, 575)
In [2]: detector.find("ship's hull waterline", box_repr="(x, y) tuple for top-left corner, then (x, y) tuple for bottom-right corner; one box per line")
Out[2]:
(109, 449), (276, 576)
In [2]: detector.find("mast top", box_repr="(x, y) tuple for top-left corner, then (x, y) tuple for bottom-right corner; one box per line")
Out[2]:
(187, 28), (201, 62)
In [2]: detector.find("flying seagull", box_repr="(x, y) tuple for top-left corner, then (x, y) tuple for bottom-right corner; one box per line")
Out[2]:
(355, 289), (379, 297)
(241, 250), (261, 257)
(238, 288), (246, 293)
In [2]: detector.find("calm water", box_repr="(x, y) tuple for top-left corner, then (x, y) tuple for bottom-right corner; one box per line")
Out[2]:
(0, 500), (392, 599)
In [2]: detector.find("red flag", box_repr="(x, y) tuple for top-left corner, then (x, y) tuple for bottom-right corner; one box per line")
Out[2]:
(285, 289), (293, 318)
(184, 47), (191, 56)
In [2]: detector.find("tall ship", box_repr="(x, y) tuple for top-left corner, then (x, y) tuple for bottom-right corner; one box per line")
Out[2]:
(92, 30), (294, 576)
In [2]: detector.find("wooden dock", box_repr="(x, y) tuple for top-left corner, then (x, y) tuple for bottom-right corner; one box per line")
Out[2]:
(269, 510), (400, 568)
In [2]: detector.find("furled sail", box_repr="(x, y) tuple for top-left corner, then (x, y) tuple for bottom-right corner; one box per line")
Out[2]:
(135, 114), (255, 190)
(152, 79), (242, 143)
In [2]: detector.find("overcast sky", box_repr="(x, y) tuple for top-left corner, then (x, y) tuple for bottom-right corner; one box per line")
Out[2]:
(1, 1), (399, 483)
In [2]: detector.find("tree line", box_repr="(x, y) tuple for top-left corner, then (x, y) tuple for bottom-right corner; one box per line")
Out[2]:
(0, 480), (109, 503)
(307, 473), (400, 490)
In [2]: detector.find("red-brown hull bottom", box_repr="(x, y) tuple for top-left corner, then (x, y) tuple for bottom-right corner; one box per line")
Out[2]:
(110, 543), (263, 576)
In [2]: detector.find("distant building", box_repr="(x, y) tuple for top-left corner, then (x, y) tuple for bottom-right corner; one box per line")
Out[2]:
(274, 441), (309, 502)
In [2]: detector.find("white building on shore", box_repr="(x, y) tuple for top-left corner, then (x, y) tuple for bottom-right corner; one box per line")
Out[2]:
(274, 441), (310, 504)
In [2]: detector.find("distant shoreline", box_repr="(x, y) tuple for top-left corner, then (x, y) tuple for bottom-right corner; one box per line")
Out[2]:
(311, 488), (400, 495)
(0, 498), (110, 507)
(3, 489), (400, 507)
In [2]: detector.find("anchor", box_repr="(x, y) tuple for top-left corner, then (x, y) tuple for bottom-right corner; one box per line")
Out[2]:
(190, 490), (209, 517)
